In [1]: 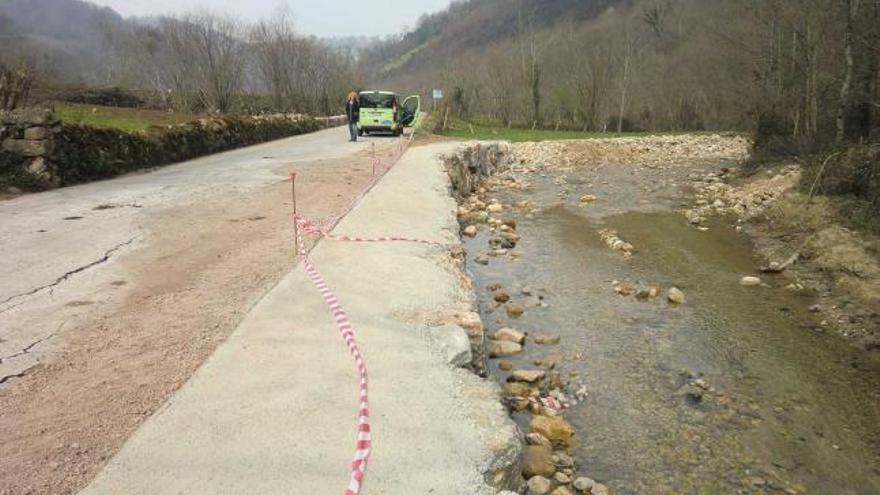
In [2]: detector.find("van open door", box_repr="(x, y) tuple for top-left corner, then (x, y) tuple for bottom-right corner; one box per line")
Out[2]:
(400, 95), (421, 127)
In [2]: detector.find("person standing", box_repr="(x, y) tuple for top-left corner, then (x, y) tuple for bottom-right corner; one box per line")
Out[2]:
(345, 92), (360, 142)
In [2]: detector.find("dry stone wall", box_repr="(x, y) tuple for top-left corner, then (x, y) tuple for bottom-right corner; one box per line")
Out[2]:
(1, 110), (346, 192)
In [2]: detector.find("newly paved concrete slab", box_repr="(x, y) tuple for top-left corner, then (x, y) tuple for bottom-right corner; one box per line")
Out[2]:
(79, 143), (507, 494)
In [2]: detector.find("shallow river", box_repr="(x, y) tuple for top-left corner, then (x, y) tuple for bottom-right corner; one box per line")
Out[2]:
(465, 167), (880, 494)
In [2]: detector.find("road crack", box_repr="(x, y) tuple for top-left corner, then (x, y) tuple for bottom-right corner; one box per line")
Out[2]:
(0, 237), (138, 313)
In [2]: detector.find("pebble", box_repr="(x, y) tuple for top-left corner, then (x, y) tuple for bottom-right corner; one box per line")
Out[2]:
(493, 291), (512, 303)
(488, 340), (523, 357)
(740, 276), (762, 287)
(506, 304), (525, 318)
(550, 487), (575, 495)
(488, 203), (504, 213)
(463, 225), (478, 237)
(534, 333), (561, 345)
(474, 255), (489, 265)
(668, 287), (686, 304)
(498, 360), (514, 371)
(553, 452), (575, 468)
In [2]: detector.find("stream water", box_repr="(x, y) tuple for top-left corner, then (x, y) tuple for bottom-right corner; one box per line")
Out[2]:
(465, 168), (880, 494)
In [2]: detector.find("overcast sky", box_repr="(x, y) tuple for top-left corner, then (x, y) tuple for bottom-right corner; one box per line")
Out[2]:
(88, 0), (453, 37)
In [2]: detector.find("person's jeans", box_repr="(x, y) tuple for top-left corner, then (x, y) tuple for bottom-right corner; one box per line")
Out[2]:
(348, 122), (358, 141)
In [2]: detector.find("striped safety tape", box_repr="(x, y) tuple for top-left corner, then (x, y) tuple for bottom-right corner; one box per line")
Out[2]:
(290, 131), (425, 495)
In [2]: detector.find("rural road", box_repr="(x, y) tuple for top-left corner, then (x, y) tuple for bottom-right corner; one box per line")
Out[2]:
(0, 125), (370, 382)
(3, 127), (495, 494)
(78, 142), (516, 495)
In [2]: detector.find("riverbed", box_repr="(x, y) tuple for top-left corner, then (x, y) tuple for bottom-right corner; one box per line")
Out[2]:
(462, 151), (880, 494)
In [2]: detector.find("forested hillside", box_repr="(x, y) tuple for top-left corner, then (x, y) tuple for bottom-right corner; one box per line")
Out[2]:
(368, 0), (879, 144)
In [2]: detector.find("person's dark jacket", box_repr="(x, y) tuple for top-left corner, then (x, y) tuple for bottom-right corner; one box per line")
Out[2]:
(345, 100), (360, 123)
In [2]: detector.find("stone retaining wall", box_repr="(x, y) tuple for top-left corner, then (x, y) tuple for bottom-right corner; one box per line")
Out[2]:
(0, 108), (61, 187)
(0, 110), (347, 192)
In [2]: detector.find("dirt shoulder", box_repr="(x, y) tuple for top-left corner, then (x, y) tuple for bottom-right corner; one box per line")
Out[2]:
(0, 141), (396, 495)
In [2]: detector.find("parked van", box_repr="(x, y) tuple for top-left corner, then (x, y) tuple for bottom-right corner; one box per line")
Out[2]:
(358, 90), (420, 136)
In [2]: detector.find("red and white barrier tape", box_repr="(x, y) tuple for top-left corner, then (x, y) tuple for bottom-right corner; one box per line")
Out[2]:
(289, 131), (430, 495)
(296, 230), (371, 495)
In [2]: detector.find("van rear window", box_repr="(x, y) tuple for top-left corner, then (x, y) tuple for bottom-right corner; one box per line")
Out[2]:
(360, 93), (395, 109)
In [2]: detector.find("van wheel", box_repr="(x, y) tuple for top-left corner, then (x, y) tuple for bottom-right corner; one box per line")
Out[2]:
(358, 129), (364, 136)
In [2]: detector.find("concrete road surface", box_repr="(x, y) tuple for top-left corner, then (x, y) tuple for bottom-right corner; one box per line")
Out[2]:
(0, 126), (372, 382)
(77, 143), (517, 494)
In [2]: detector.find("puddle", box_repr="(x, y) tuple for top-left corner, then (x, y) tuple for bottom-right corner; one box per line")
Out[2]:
(465, 170), (880, 494)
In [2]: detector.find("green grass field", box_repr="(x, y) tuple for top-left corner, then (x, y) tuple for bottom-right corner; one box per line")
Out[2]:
(54, 102), (199, 133)
(438, 117), (715, 142)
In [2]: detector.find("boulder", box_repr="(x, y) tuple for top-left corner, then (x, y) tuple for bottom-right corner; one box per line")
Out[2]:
(530, 415), (575, 445)
(494, 327), (525, 343)
(426, 324), (472, 367)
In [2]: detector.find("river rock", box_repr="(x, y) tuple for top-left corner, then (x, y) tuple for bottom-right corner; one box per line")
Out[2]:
(553, 452), (575, 468)
(488, 203), (504, 213)
(503, 382), (533, 398)
(555, 472), (572, 484)
(502, 218), (517, 229)
(551, 487), (575, 495)
(494, 291), (512, 303)
(526, 432), (552, 447)
(534, 333), (561, 345)
(489, 340), (523, 357)
(475, 254), (490, 265)
(506, 304), (525, 318)
(527, 475), (553, 495)
(510, 369), (546, 383)
(523, 445), (556, 478)
(530, 415), (575, 445)
(635, 286), (661, 300)
(668, 287), (686, 304)
(498, 360), (514, 371)
(573, 477), (595, 492)
(740, 276), (762, 287)
(579, 194), (597, 203)
(463, 225), (478, 237)
(591, 483), (610, 495)
(494, 327), (525, 343)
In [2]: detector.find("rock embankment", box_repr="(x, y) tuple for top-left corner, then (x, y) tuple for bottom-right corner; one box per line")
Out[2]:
(444, 142), (611, 495)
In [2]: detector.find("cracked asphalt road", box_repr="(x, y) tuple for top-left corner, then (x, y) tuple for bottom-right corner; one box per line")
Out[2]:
(0, 126), (405, 494)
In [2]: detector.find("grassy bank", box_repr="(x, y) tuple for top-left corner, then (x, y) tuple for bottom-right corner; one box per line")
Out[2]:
(53, 103), (200, 133)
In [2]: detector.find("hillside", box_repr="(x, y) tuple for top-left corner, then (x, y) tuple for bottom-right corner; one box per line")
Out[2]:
(0, 0), (128, 84)
(360, 0), (623, 81)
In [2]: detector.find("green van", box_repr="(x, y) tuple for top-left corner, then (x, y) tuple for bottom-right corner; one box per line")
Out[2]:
(357, 90), (420, 136)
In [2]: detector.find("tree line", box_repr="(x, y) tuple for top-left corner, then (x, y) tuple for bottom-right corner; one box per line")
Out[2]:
(369, 0), (879, 148)
(100, 8), (361, 115)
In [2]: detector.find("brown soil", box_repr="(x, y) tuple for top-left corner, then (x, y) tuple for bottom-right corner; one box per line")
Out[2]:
(0, 143), (399, 495)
